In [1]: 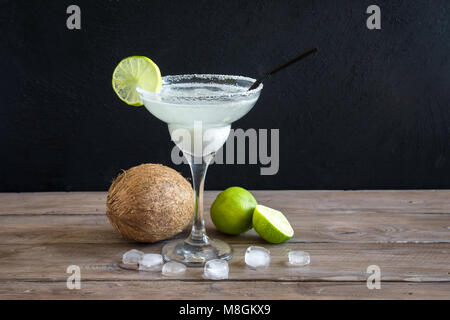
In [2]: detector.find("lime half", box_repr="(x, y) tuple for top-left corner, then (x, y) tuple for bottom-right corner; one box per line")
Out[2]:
(112, 56), (162, 106)
(252, 205), (294, 244)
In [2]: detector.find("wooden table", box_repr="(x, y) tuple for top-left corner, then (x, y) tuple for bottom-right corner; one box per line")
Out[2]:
(0, 191), (449, 300)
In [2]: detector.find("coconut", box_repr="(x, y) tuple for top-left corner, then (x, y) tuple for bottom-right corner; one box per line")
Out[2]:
(106, 163), (194, 243)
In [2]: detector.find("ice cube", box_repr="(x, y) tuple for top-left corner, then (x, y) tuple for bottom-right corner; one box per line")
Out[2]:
(288, 251), (310, 266)
(245, 246), (270, 269)
(203, 259), (229, 280)
(162, 261), (187, 276)
(122, 249), (144, 264)
(138, 253), (163, 271)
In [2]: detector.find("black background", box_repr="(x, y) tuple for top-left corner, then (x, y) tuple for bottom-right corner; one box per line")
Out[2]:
(1, 0), (450, 191)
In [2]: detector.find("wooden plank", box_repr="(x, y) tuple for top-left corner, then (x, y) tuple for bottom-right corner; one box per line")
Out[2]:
(254, 190), (450, 215)
(0, 243), (448, 282)
(0, 280), (448, 300)
(1, 190), (450, 216)
(1, 191), (449, 300)
(0, 210), (448, 245)
(0, 192), (107, 215)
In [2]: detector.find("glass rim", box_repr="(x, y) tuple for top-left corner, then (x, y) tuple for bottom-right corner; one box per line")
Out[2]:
(136, 74), (263, 100)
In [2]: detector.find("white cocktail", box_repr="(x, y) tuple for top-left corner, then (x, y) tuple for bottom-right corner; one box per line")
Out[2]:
(137, 74), (263, 266)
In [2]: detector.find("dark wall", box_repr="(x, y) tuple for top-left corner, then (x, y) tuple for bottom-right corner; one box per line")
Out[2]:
(1, 0), (450, 191)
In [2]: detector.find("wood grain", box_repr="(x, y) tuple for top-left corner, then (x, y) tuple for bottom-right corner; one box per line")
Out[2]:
(0, 211), (448, 244)
(1, 281), (448, 300)
(1, 190), (450, 215)
(0, 191), (449, 299)
(0, 191), (449, 244)
(0, 243), (448, 282)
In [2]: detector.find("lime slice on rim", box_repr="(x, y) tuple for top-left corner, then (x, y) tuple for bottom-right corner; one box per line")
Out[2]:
(112, 56), (162, 106)
(252, 205), (294, 244)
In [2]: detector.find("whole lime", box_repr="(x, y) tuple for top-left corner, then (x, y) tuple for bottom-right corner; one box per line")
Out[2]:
(210, 187), (257, 235)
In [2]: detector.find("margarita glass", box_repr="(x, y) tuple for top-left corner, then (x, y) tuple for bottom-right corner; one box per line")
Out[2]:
(137, 74), (263, 266)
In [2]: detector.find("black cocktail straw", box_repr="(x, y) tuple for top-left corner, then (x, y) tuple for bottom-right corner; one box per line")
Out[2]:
(248, 47), (318, 91)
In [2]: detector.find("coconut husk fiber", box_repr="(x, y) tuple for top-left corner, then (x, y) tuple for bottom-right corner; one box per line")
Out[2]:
(106, 163), (194, 243)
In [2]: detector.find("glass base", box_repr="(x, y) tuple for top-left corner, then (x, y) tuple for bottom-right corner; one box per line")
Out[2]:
(162, 237), (233, 267)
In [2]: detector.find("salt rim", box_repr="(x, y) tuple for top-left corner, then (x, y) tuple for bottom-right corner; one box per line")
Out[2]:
(136, 74), (263, 100)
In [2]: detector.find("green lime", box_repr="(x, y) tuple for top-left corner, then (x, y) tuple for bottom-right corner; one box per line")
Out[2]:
(252, 205), (294, 244)
(210, 187), (257, 235)
(112, 56), (162, 106)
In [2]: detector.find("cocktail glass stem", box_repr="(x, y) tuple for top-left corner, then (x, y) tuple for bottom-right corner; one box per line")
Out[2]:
(185, 153), (213, 245)
(162, 150), (232, 266)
